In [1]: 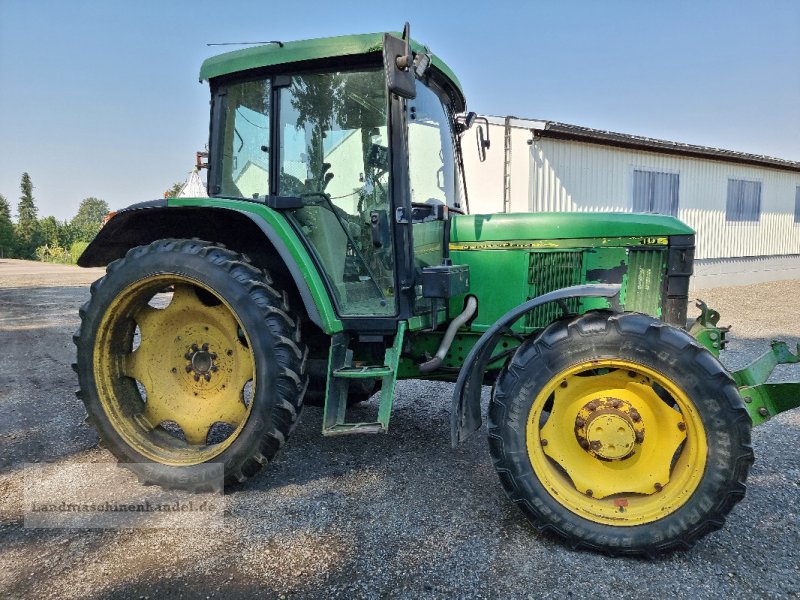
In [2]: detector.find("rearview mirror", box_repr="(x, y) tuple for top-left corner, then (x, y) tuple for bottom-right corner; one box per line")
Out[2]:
(413, 52), (431, 79)
(455, 112), (477, 134)
(477, 124), (491, 162)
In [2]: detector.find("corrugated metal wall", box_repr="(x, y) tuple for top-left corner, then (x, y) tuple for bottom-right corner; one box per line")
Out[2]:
(463, 122), (800, 260)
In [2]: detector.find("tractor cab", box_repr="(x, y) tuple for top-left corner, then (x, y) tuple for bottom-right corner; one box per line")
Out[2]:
(202, 29), (468, 328)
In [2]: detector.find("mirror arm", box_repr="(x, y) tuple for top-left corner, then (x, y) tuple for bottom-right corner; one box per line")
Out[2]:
(397, 22), (412, 71)
(383, 23), (416, 99)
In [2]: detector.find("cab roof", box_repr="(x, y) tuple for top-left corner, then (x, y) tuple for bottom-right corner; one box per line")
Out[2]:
(199, 32), (464, 106)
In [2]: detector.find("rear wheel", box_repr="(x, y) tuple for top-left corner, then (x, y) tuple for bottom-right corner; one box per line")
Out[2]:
(74, 239), (307, 490)
(488, 311), (753, 556)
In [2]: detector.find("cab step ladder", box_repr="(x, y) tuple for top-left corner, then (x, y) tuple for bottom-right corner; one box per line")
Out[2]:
(322, 322), (406, 436)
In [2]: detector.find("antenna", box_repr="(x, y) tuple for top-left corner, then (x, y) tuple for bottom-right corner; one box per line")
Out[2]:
(206, 41), (284, 47)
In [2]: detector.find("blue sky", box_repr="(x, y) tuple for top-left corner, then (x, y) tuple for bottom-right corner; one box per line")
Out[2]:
(1, 0), (798, 220)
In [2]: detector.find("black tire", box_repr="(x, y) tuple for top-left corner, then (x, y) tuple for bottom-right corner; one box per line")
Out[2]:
(74, 239), (308, 491)
(488, 311), (753, 556)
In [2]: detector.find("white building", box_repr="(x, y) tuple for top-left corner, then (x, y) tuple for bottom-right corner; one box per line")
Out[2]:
(462, 116), (800, 287)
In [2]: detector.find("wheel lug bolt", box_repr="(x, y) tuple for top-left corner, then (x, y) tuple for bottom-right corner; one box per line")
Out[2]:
(541, 439), (548, 446)
(184, 353), (192, 360)
(575, 416), (586, 428)
(204, 373), (211, 382)
(590, 440), (602, 451)
(635, 431), (644, 443)
(560, 381), (568, 388)
(580, 439), (590, 450)
(654, 483), (663, 492)
(585, 489), (593, 497)
(185, 365), (193, 373)
(202, 343), (209, 351)
(586, 401), (598, 412)
(191, 344), (198, 351)
(211, 365), (219, 372)
(210, 353), (218, 360)
(677, 422), (686, 431)
(193, 374), (200, 382)
(630, 410), (641, 422)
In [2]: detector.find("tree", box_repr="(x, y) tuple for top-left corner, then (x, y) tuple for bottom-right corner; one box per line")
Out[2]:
(164, 182), (184, 198)
(0, 193), (15, 258)
(15, 172), (41, 258)
(0, 194), (10, 221)
(38, 216), (63, 247)
(71, 197), (109, 242)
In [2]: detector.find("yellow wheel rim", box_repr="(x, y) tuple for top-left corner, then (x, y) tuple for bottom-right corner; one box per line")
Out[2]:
(93, 275), (255, 465)
(526, 360), (707, 526)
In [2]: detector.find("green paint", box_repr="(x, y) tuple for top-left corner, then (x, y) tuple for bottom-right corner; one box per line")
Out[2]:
(377, 321), (407, 427)
(739, 383), (800, 426)
(688, 300), (725, 356)
(407, 307), (447, 332)
(450, 239), (665, 334)
(333, 366), (393, 378)
(732, 341), (800, 387)
(397, 330), (519, 380)
(169, 196), (342, 334)
(449, 249), (529, 332)
(525, 251), (585, 328)
(322, 322), (406, 435)
(690, 327), (721, 358)
(451, 212), (694, 244)
(730, 341), (800, 426)
(199, 32), (463, 101)
(691, 326), (724, 357)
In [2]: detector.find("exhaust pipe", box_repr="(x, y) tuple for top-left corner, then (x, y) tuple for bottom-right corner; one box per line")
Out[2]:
(419, 296), (478, 373)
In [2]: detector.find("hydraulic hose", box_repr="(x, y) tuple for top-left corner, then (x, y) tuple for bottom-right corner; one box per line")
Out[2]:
(419, 296), (478, 373)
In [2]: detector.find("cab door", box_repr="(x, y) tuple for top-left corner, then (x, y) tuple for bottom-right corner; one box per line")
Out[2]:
(406, 83), (461, 313)
(276, 69), (398, 318)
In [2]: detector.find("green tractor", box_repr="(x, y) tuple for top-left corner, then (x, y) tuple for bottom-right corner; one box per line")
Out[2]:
(73, 26), (800, 556)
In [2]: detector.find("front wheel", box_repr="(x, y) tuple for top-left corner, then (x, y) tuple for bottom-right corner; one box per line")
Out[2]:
(488, 311), (753, 556)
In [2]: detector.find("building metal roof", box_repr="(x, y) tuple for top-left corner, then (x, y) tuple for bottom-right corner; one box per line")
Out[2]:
(483, 116), (800, 173)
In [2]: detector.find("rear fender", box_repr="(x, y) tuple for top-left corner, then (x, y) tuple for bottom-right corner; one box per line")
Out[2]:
(78, 199), (341, 334)
(450, 284), (621, 446)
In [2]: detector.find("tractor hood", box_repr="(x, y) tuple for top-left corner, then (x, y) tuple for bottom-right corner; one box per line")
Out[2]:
(450, 212), (694, 246)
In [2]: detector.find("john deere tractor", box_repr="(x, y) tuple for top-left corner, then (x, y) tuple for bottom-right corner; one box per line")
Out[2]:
(74, 26), (800, 556)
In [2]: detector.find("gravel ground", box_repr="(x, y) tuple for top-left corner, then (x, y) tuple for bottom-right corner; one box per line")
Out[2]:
(0, 259), (798, 599)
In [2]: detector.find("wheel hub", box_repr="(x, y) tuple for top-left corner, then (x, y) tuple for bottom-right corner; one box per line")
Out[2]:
(574, 397), (645, 461)
(185, 343), (219, 382)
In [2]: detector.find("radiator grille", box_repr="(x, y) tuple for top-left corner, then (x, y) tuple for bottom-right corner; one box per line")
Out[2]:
(526, 251), (584, 329)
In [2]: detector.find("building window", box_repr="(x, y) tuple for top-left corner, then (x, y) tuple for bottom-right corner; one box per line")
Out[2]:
(632, 170), (679, 216)
(726, 179), (761, 222)
(795, 186), (800, 224)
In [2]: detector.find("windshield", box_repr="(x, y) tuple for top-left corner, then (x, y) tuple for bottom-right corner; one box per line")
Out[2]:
(279, 69), (396, 317)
